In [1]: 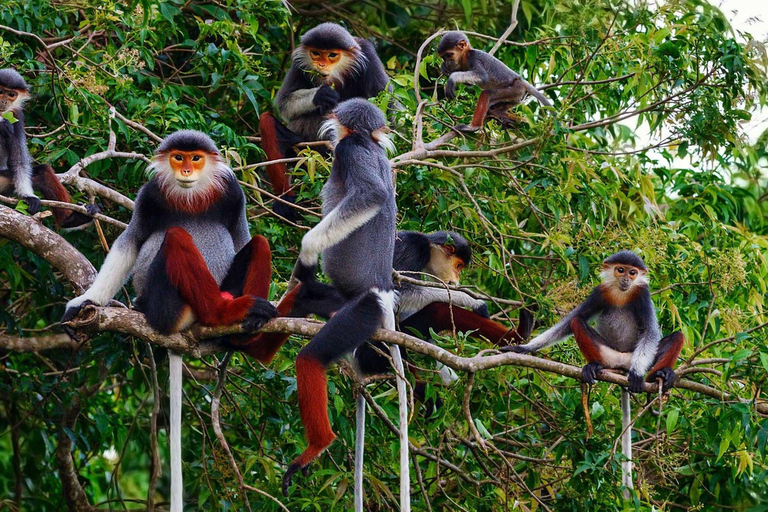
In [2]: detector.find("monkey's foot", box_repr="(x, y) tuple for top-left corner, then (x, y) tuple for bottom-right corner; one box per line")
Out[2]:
(654, 367), (677, 392)
(499, 344), (533, 354)
(85, 203), (100, 216)
(61, 299), (97, 341)
(23, 196), (41, 215)
(453, 124), (482, 133)
(282, 441), (334, 496)
(581, 362), (604, 385)
(273, 194), (299, 222)
(627, 370), (644, 393)
(241, 297), (278, 332)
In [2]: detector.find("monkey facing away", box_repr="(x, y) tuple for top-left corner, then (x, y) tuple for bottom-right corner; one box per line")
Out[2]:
(504, 251), (684, 393)
(61, 130), (278, 512)
(437, 31), (552, 132)
(278, 98), (409, 509)
(0, 68), (98, 228)
(259, 23), (389, 220)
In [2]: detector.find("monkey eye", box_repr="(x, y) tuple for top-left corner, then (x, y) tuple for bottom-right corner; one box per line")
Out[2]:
(192, 155), (201, 162)
(616, 267), (625, 274)
(310, 50), (320, 57)
(8, 92), (16, 99)
(328, 52), (338, 58)
(629, 269), (637, 276)
(173, 154), (183, 161)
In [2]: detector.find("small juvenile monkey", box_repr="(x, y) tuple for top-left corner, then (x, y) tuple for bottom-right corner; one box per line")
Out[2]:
(0, 68), (97, 228)
(437, 31), (552, 132)
(61, 130), (278, 512)
(259, 23), (389, 220)
(505, 251), (684, 393)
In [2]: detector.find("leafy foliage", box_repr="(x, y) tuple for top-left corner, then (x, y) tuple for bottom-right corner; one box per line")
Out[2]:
(1, 0), (768, 510)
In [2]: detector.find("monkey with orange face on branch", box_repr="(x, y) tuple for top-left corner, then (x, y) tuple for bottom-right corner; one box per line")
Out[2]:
(0, 68), (98, 228)
(61, 130), (278, 512)
(259, 23), (389, 220)
(437, 31), (552, 133)
(505, 251), (684, 393)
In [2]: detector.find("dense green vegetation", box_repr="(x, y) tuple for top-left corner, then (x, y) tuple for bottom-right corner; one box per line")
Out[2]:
(1, 0), (768, 510)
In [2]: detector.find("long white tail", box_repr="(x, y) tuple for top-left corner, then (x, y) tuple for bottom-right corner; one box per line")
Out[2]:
(354, 392), (366, 512)
(620, 388), (633, 499)
(169, 352), (183, 512)
(389, 345), (410, 512)
(524, 81), (553, 107)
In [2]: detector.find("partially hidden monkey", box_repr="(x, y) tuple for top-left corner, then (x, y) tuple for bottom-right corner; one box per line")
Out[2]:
(437, 31), (552, 132)
(504, 250), (684, 393)
(277, 98), (409, 511)
(61, 130), (278, 512)
(0, 68), (98, 228)
(259, 23), (389, 220)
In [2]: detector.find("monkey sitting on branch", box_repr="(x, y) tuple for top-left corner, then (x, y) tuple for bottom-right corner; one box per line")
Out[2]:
(504, 250), (684, 394)
(437, 31), (552, 133)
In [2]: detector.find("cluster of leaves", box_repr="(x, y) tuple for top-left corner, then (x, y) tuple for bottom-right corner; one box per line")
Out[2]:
(2, 0), (768, 510)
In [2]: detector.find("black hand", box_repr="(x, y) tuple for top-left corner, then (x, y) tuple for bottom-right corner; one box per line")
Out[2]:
(60, 300), (96, 341)
(24, 196), (41, 214)
(313, 85), (340, 113)
(84, 203), (100, 216)
(293, 259), (318, 283)
(655, 367), (677, 391)
(445, 79), (457, 100)
(627, 370), (645, 393)
(473, 302), (490, 318)
(440, 61), (454, 77)
(242, 297), (279, 332)
(582, 362), (604, 385)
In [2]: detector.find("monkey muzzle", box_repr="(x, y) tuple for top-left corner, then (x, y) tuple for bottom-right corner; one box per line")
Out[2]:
(618, 279), (631, 292)
(176, 178), (198, 189)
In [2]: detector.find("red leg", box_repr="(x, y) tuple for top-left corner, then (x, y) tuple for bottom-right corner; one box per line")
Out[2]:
(259, 113), (290, 196)
(164, 227), (255, 326)
(470, 90), (491, 128)
(240, 285), (303, 364)
(31, 164), (95, 228)
(646, 331), (684, 379)
(570, 317), (604, 363)
(402, 302), (526, 345)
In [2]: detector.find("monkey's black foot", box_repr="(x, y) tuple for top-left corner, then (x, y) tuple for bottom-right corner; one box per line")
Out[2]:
(84, 203), (100, 216)
(242, 297), (279, 332)
(23, 196), (41, 214)
(581, 362), (604, 385)
(60, 300), (96, 341)
(655, 367), (677, 392)
(453, 124), (482, 133)
(282, 461), (309, 497)
(499, 344), (533, 354)
(627, 370), (645, 393)
(273, 194), (299, 222)
(473, 302), (490, 318)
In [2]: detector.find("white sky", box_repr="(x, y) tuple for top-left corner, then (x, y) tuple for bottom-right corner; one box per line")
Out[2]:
(711, 0), (768, 142)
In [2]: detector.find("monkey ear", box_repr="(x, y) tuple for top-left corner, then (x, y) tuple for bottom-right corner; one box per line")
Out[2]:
(439, 244), (456, 256)
(457, 40), (468, 50)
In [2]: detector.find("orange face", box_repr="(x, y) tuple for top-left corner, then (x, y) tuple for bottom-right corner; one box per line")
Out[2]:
(0, 86), (27, 114)
(168, 150), (208, 188)
(307, 47), (344, 75)
(426, 244), (466, 285)
(439, 39), (469, 68)
(612, 264), (642, 292)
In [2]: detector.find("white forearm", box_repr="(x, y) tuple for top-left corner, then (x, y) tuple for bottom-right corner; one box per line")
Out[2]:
(280, 88), (320, 120)
(397, 287), (482, 321)
(67, 242), (138, 308)
(299, 205), (380, 265)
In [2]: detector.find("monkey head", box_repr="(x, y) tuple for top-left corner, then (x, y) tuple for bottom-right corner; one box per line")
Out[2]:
(437, 31), (471, 74)
(0, 68), (31, 114)
(295, 23), (362, 82)
(424, 231), (472, 285)
(600, 250), (649, 303)
(149, 130), (229, 212)
(320, 98), (394, 154)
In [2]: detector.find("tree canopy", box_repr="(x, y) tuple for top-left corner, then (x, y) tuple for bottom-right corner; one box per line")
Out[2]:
(1, 0), (768, 510)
